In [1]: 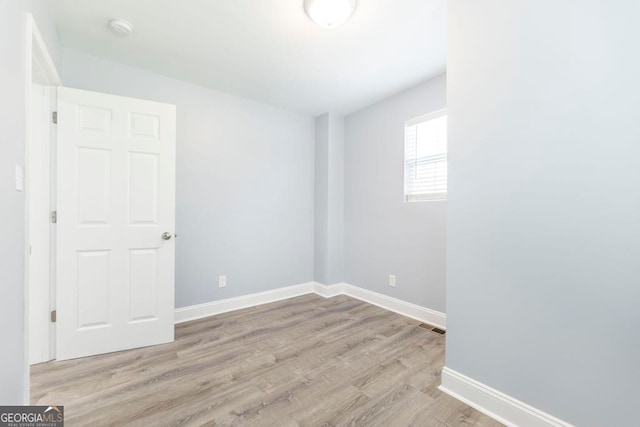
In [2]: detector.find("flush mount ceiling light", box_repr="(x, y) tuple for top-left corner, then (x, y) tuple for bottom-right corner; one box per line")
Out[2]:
(108, 18), (134, 36)
(304, 0), (357, 29)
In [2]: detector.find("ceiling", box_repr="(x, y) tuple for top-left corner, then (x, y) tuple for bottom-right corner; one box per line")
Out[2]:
(51, 0), (446, 116)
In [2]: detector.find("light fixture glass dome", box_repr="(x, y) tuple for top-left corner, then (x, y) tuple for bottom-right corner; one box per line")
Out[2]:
(108, 18), (134, 36)
(304, 0), (357, 29)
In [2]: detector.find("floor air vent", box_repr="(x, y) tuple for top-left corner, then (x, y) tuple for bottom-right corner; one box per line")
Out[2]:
(418, 324), (446, 335)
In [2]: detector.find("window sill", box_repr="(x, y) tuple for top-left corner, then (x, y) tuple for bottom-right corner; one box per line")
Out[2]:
(405, 194), (447, 202)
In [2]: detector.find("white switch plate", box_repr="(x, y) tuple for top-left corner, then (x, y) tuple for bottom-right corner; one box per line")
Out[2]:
(219, 275), (227, 288)
(389, 274), (396, 287)
(15, 165), (24, 192)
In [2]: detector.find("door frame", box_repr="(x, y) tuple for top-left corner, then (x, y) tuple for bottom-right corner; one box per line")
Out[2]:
(24, 13), (62, 402)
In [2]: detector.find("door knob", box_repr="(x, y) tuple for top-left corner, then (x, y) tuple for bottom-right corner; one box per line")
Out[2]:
(161, 232), (172, 240)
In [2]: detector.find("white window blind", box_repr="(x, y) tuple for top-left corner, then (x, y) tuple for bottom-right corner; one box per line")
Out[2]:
(404, 110), (448, 202)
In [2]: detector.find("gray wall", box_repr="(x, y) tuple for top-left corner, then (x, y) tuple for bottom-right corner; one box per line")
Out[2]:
(314, 115), (329, 283)
(314, 113), (344, 285)
(344, 74), (447, 312)
(446, 1), (640, 425)
(0, 0), (61, 405)
(62, 49), (315, 308)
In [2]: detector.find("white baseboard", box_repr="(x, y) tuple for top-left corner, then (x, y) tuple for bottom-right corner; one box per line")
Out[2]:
(439, 367), (573, 427)
(175, 282), (315, 324)
(312, 282), (345, 298)
(341, 284), (446, 329)
(175, 281), (446, 330)
(310, 282), (445, 329)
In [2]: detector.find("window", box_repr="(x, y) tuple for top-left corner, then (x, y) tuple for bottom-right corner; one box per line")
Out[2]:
(404, 110), (448, 201)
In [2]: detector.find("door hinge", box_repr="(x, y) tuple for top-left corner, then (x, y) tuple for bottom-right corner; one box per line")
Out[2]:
(52, 111), (58, 124)
(50, 310), (57, 323)
(50, 211), (57, 224)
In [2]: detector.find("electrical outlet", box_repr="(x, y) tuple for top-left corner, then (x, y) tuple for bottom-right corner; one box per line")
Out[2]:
(389, 274), (396, 287)
(218, 275), (227, 288)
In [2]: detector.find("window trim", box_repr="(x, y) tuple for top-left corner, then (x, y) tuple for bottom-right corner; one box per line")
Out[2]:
(404, 108), (448, 203)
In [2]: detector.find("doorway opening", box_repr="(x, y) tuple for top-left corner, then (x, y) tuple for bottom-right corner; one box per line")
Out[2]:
(26, 15), (178, 405)
(25, 13), (62, 402)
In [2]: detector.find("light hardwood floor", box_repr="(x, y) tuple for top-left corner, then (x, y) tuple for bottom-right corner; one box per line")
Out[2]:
(31, 294), (502, 426)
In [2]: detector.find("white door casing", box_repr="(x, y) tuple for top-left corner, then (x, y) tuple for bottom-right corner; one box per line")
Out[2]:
(56, 87), (176, 360)
(28, 83), (52, 365)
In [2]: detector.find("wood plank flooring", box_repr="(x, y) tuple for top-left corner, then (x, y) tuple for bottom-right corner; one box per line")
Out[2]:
(31, 294), (502, 426)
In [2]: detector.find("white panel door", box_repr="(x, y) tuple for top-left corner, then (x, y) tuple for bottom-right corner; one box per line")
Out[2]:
(56, 87), (176, 360)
